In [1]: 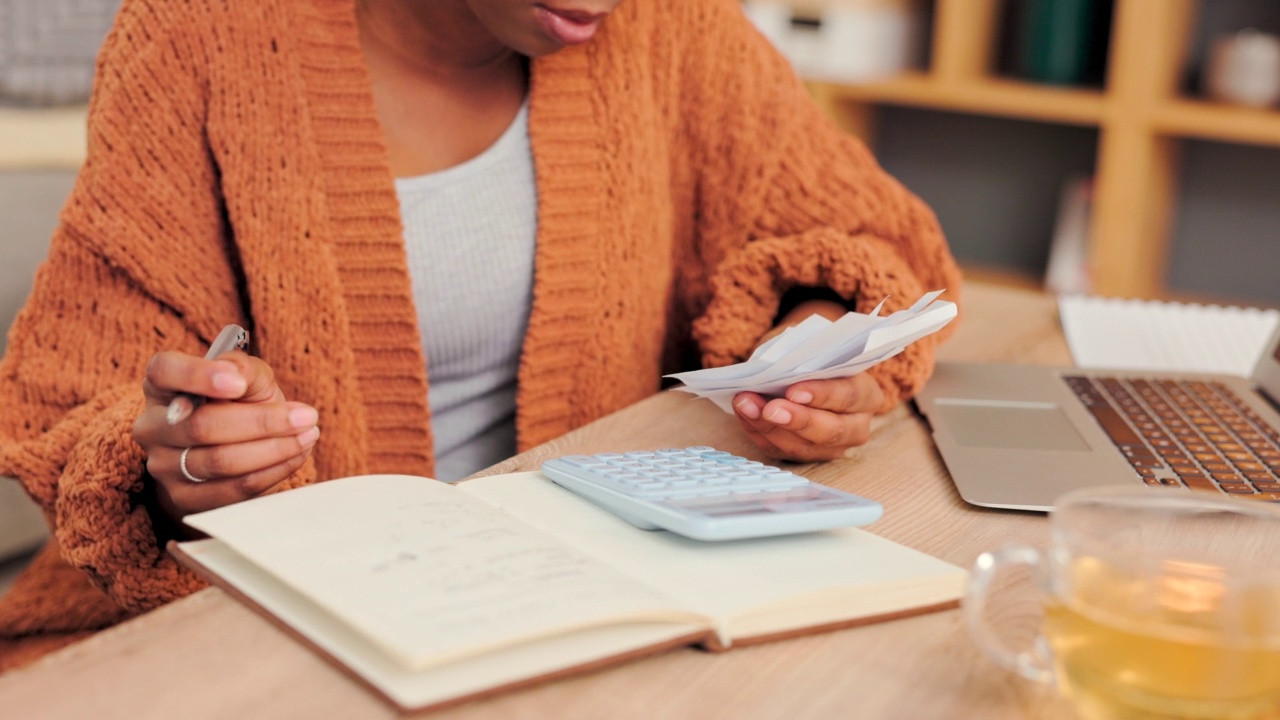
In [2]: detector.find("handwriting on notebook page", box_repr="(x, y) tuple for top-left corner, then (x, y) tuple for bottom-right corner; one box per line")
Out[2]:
(184, 477), (687, 669)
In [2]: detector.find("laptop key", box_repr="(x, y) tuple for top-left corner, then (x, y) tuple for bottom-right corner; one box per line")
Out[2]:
(1181, 476), (1218, 492)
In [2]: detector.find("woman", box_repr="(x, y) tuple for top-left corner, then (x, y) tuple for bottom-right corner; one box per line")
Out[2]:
(0, 0), (961, 670)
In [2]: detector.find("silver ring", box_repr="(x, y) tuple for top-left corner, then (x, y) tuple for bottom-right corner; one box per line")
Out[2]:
(179, 447), (207, 483)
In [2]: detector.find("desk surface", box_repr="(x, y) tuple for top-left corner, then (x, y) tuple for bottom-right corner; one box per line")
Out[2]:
(0, 281), (1081, 719)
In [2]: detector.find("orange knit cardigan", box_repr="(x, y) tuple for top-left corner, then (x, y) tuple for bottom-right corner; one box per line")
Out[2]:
(0, 0), (960, 670)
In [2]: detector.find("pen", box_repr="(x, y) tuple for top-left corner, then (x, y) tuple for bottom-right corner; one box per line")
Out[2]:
(166, 324), (251, 425)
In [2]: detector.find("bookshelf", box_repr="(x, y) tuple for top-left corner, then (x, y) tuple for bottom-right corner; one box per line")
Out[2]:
(804, 0), (1280, 301)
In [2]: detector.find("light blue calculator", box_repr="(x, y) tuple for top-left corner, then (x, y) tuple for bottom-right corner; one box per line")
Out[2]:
(540, 446), (883, 541)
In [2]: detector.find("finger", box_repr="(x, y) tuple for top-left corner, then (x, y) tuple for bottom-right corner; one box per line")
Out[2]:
(744, 421), (849, 462)
(182, 401), (319, 448)
(148, 429), (319, 513)
(160, 425), (320, 481)
(732, 392), (767, 421)
(785, 373), (884, 415)
(758, 400), (873, 458)
(733, 410), (787, 457)
(135, 400), (318, 451)
(215, 353), (285, 404)
(765, 398), (874, 448)
(142, 351), (248, 405)
(150, 451), (313, 519)
(171, 428), (320, 483)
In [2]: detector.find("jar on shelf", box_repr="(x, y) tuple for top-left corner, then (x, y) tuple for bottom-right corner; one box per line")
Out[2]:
(742, 0), (924, 83)
(1202, 29), (1280, 109)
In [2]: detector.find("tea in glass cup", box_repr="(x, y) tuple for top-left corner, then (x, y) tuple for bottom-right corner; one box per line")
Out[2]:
(965, 486), (1280, 720)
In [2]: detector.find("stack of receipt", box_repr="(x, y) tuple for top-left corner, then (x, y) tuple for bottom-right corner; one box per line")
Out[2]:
(669, 290), (957, 413)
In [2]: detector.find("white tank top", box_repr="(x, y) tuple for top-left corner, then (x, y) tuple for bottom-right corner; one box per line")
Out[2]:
(394, 100), (536, 482)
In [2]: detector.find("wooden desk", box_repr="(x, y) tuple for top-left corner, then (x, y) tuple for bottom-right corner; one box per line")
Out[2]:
(0, 282), (1081, 719)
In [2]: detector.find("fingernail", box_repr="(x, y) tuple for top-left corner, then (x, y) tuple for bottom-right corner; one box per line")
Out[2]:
(211, 371), (247, 394)
(166, 397), (192, 425)
(790, 390), (814, 405)
(843, 446), (859, 459)
(764, 406), (792, 425)
(289, 406), (319, 429)
(298, 426), (320, 448)
(735, 397), (761, 420)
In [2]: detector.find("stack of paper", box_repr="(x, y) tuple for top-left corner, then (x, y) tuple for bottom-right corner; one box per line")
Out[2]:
(1058, 295), (1280, 378)
(669, 290), (957, 412)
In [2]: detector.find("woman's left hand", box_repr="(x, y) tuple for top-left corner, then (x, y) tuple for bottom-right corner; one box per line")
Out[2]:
(732, 373), (884, 462)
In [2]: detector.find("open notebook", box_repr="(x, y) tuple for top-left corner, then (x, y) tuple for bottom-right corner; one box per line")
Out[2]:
(170, 471), (965, 712)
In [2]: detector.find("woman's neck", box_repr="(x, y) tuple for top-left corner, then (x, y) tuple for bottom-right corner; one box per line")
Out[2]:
(355, 0), (518, 76)
(353, 0), (529, 178)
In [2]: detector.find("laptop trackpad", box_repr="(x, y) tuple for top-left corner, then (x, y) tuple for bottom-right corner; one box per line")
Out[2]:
(932, 402), (1091, 451)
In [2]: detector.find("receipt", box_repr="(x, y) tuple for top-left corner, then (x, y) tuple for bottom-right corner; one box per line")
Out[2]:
(669, 290), (957, 412)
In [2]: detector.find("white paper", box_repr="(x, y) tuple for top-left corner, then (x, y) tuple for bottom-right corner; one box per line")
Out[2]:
(668, 291), (957, 412)
(1058, 295), (1280, 378)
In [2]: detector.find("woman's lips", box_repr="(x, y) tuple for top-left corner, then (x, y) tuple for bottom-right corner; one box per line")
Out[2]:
(534, 5), (605, 45)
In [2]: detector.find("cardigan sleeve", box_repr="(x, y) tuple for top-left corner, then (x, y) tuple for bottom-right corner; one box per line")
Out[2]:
(678, 0), (963, 411)
(0, 0), (315, 613)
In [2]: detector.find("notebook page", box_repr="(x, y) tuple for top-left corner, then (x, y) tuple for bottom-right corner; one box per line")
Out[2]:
(462, 473), (965, 645)
(184, 475), (696, 670)
(1058, 295), (1280, 377)
(179, 539), (703, 711)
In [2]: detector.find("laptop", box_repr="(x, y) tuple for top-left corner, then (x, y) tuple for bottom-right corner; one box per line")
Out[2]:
(913, 324), (1280, 511)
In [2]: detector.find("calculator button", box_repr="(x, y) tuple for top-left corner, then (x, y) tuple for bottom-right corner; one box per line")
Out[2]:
(541, 447), (883, 540)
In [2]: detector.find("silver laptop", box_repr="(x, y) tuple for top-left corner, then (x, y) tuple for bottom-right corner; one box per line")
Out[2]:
(914, 325), (1280, 511)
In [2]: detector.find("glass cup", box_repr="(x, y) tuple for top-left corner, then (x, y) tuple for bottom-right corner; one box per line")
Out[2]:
(965, 486), (1280, 720)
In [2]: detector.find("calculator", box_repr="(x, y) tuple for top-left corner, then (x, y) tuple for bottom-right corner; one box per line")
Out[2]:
(540, 447), (883, 541)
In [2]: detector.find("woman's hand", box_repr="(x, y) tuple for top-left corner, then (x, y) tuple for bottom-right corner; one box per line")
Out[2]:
(732, 374), (884, 462)
(132, 348), (320, 527)
(731, 296), (885, 462)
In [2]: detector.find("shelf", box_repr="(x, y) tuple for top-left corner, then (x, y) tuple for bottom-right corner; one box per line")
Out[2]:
(811, 74), (1107, 127)
(1152, 99), (1280, 148)
(0, 106), (87, 169)
(817, 75), (1280, 148)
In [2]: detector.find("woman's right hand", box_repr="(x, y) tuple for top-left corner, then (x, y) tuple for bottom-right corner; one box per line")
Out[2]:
(132, 348), (321, 528)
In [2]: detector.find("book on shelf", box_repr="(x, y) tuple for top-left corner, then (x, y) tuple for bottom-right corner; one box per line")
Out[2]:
(170, 471), (966, 712)
(1043, 175), (1093, 296)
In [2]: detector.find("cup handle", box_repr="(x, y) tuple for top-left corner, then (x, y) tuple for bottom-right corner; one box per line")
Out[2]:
(964, 545), (1056, 685)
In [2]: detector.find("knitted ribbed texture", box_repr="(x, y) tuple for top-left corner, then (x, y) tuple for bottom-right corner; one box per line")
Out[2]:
(0, 0), (960, 669)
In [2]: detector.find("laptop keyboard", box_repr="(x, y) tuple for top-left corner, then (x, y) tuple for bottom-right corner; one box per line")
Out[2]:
(1064, 376), (1280, 501)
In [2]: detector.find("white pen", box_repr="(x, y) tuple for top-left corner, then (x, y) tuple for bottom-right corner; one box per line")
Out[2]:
(165, 324), (251, 425)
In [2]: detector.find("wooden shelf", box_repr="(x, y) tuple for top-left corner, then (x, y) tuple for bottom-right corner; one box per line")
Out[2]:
(813, 74), (1106, 128)
(817, 78), (1280, 149)
(803, 0), (1280, 302)
(0, 106), (87, 169)
(1152, 99), (1280, 148)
